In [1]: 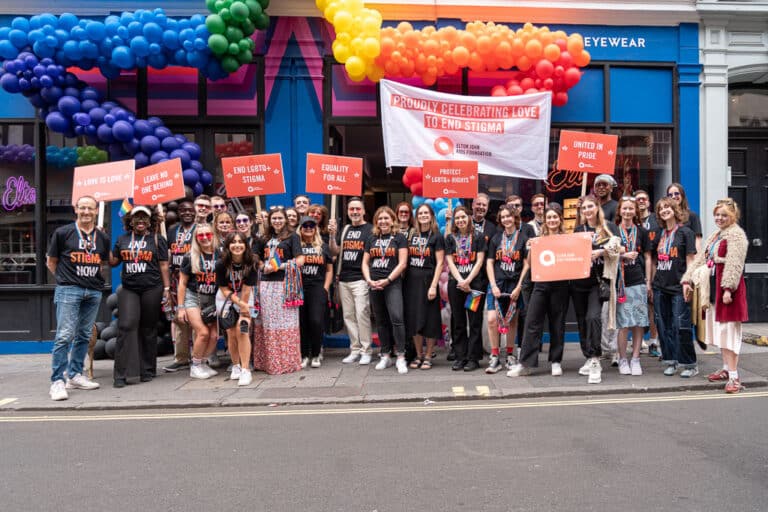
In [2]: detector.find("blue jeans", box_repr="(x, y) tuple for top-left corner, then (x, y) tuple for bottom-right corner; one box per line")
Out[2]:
(653, 290), (696, 368)
(51, 285), (102, 382)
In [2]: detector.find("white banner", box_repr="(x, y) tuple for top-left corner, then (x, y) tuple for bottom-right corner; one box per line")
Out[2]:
(380, 79), (552, 180)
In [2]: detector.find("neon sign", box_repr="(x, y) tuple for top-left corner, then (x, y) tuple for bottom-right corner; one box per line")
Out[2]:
(2, 176), (36, 211)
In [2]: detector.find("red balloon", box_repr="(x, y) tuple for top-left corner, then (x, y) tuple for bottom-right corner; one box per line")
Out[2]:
(491, 85), (507, 96)
(405, 165), (422, 183)
(410, 181), (423, 196)
(535, 59), (554, 79)
(564, 67), (582, 87)
(506, 85), (524, 95)
(402, 172), (412, 188)
(553, 91), (568, 107)
(520, 77), (535, 90)
(557, 51), (573, 69)
(524, 87), (539, 95)
(543, 78), (554, 90)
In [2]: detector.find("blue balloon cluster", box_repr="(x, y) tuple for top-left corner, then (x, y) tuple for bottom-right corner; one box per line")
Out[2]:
(411, 197), (462, 234)
(46, 145), (108, 168)
(0, 51), (213, 195)
(0, 143), (35, 164)
(0, 10), (227, 80)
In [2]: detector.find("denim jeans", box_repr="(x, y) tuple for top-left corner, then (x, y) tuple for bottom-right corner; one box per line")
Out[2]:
(51, 285), (102, 382)
(653, 290), (696, 368)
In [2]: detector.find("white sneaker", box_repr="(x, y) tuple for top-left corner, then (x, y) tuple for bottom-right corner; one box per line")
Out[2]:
(588, 358), (602, 384)
(300, 357), (310, 369)
(238, 369), (252, 386)
(49, 379), (68, 401)
(190, 364), (211, 380)
(395, 357), (408, 375)
(551, 363), (563, 376)
(505, 354), (517, 370)
(578, 359), (591, 376)
(342, 352), (360, 364)
(506, 364), (527, 377)
(630, 358), (643, 376)
(230, 364), (242, 381)
(618, 358), (631, 375)
(311, 357), (321, 368)
(359, 353), (372, 365)
(202, 364), (218, 378)
(66, 373), (100, 390)
(374, 355), (393, 370)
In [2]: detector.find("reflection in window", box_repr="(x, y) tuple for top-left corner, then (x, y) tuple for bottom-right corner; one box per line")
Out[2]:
(729, 88), (768, 127)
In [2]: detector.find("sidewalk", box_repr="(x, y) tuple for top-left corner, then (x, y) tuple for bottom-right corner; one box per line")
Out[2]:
(1, 342), (767, 411)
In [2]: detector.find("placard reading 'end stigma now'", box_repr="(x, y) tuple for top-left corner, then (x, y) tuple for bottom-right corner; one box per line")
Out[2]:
(422, 160), (478, 199)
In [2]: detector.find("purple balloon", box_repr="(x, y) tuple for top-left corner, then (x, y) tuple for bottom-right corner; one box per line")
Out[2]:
(133, 120), (153, 138)
(88, 107), (107, 124)
(97, 123), (115, 143)
(150, 150), (169, 164)
(199, 170), (213, 187)
(57, 96), (81, 118)
(73, 112), (91, 126)
(154, 126), (172, 140)
(103, 113), (116, 127)
(161, 136), (180, 152)
(183, 169), (200, 186)
(0, 74), (21, 93)
(182, 142), (201, 160)
(123, 138), (140, 153)
(111, 120), (134, 142)
(81, 99), (99, 111)
(190, 160), (203, 172)
(169, 149), (191, 169)
(147, 116), (163, 128)
(134, 152), (149, 168)
(140, 135), (161, 154)
(45, 112), (70, 132)
(193, 182), (204, 195)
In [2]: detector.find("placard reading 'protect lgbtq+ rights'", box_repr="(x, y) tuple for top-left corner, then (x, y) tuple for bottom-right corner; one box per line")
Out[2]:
(556, 130), (618, 174)
(72, 160), (135, 205)
(132, 158), (185, 206)
(305, 153), (363, 196)
(422, 160), (478, 199)
(221, 154), (285, 197)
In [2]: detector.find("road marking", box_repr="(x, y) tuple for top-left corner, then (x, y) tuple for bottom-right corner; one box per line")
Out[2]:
(475, 386), (490, 397)
(452, 386), (466, 397)
(0, 398), (18, 407)
(1, 390), (767, 423)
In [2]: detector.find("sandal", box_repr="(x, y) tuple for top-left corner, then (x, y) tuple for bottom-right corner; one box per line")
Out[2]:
(409, 358), (423, 369)
(421, 359), (433, 370)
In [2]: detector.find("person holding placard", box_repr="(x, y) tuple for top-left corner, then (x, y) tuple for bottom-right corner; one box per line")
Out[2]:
(109, 206), (170, 388)
(253, 207), (304, 375)
(362, 206), (409, 374)
(445, 206), (487, 372)
(298, 216), (333, 368)
(404, 204), (445, 370)
(46, 195), (109, 400)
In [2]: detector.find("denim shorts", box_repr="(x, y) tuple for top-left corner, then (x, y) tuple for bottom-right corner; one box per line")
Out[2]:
(183, 293), (200, 309)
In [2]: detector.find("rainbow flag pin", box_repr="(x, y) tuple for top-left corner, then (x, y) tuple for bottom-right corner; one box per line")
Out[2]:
(464, 290), (484, 312)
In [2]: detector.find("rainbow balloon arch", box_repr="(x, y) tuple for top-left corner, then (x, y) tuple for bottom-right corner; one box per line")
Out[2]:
(0, 2), (590, 198)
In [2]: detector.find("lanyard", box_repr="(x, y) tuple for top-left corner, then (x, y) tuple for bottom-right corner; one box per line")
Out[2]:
(495, 296), (517, 334)
(75, 223), (95, 255)
(706, 233), (722, 268)
(200, 252), (216, 285)
(175, 223), (195, 252)
(456, 233), (472, 265)
(378, 234), (393, 262)
(619, 224), (637, 252)
(414, 231), (430, 258)
(657, 225), (679, 260)
(501, 228), (519, 263)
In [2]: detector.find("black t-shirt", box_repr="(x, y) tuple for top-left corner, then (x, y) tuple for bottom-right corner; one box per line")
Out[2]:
(300, 242), (332, 286)
(406, 229), (445, 273)
(167, 223), (195, 271)
(640, 213), (659, 244)
(651, 224), (696, 294)
(47, 223), (110, 290)
(337, 223), (374, 282)
(601, 199), (618, 223)
(487, 228), (529, 284)
(445, 232), (487, 290)
(684, 210), (702, 237)
(254, 232), (302, 282)
(180, 252), (217, 296)
(113, 232), (168, 291)
(215, 260), (257, 292)
(571, 223), (620, 289)
(472, 217), (496, 243)
(364, 232), (407, 281)
(617, 224), (651, 287)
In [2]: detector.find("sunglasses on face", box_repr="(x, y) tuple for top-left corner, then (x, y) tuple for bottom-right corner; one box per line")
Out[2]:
(532, 202), (545, 207)
(301, 224), (316, 230)
(212, 204), (227, 210)
(195, 204), (211, 209)
(667, 192), (681, 198)
(196, 232), (214, 240)
(635, 196), (648, 202)
(235, 218), (250, 224)
(509, 204), (522, 209)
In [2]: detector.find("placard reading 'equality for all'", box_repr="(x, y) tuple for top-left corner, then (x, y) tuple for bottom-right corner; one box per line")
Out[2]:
(221, 153), (285, 198)
(305, 153), (363, 196)
(422, 160), (478, 199)
(72, 160), (135, 204)
(133, 158), (185, 206)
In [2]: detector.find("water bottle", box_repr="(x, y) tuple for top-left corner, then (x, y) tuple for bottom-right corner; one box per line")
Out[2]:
(161, 296), (174, 321)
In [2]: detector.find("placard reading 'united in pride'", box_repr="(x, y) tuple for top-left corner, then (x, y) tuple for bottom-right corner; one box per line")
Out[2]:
(422, 160), (478, 199)
(556, 130), (618, 174)
(305, 153), (363, 196)
(72, 160), (135, 204)
(221, 153), (285, 197)
(132, 158), (185, 206)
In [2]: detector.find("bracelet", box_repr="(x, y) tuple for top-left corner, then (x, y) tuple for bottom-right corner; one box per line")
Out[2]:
(386, 276), (392, 283)
(163, 286), (170, 291)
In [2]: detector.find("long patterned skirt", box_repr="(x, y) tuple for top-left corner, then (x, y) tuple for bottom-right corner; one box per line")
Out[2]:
(252, 280), (302, 375)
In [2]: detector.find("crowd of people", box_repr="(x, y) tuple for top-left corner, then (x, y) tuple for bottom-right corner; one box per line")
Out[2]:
(46, 174), (750, 401)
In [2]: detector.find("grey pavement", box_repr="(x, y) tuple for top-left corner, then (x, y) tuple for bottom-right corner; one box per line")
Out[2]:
(1, 340), (767, 411)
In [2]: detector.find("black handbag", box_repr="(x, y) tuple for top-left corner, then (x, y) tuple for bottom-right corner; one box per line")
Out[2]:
(199, 294), (217, 325)
(218, 293), (240, 330)
(598, 277), (612, 302)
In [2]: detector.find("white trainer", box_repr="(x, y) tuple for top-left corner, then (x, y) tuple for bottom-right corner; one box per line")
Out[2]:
(66, 373), (100, 390)
(588, 358), (602, 384)
(395, 357), (408, 375)
(618, 358), (631, 375)
(49, 379), (68, 401)
(551, 362), (563, 377)
(630, 358), (643, 376)
(238, 369), (252, 386)
(300, 357), (310, 369)
(342, 352), (360, 364)
(359, 353), (372, 365)
(374, 355), (393, 370)
(578, 359), (591, 376)
(230, 364), (242, 381)
(190, 364), (211, 380)
(506, 364), (527, 377)
(311, 357), (321, 368)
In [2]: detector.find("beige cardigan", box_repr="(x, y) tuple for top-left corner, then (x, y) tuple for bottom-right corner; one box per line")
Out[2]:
(602, 236), (623, 330)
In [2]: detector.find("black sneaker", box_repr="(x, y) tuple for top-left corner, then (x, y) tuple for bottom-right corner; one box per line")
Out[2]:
(463, 360), (480, 372)
(447, 348), (457, 361)
(452, 360), (466, 371)
(163, 361), (190, 372)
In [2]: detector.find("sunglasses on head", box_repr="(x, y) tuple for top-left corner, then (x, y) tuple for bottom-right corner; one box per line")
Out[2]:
(621, 196), (637, 202)
(716, 198), (734, 206)
(196, 232), (213, 240)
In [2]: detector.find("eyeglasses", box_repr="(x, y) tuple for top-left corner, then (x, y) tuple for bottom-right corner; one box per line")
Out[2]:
(194, 203), (211, 209)
(301, 224), (316, 230)
(196, 233), (214, 240)
(532, 202), (545, 207)
(77, 206), (96, 211)
(398, 210), (410, 215)
(235, 218), (251, 224)
(634, 196), (649, 202)
(667, 192), (681, 198)
(595, 182), (611, 187)
(212, 204), (227, 210)
(509, 203), (522, 209)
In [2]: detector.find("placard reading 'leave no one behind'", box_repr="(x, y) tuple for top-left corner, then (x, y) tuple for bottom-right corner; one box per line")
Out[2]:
(221, 154), (285, 197)
(133, 158), (185, 206)
(72, 160), (135, 205)
(305, 153), (363, 196)
(556, 130), (618, 174)
(530, 233), (592, 282)
(422, 160), (478, 199)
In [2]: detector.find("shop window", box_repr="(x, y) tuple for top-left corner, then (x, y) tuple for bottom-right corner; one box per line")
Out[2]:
(551, 68), (604, 123)
(207, 63), (259, 116)
(148, 67), (199, 116)
(728, 88), (768, 127)
(110, 70), (138, 112)
(0, 123), (36, 284)
(610, 68), (672, 124)
(608, 128), (672, 203)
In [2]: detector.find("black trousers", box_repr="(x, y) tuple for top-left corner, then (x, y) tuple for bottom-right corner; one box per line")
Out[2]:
(516, 277), (534, 348)
(300, 283), (327, 358)
(447, 280), (483, 362)
(115, 285), (163, 381)
(519, 282), (569, 367)
(370, 279), (406, 355)
(570, 284), (603, 359)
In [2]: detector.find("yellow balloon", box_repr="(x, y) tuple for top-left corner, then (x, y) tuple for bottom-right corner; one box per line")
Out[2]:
(351, 37), (363, 53)
(324, 3), (339, 23)
(345, 55), (366, 77)
(366, 62), (385, 82)
(315, 0), (327, 10)
(333, 43), (351, 63)
(361, 15), (381, 36)
(333, 11), (354, 33)
(336, 31), (351, 44)
(349, 72), (366, 82)
(362, 37), (380, 59)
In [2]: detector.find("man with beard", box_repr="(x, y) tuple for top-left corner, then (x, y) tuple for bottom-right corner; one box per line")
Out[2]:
(594, 174), (618, 222)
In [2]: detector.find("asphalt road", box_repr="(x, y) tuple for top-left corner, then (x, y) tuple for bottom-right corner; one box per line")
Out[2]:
(1, 392), (766, 512)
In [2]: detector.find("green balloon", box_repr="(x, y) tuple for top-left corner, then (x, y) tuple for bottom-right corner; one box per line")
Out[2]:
(214, 0), (226, 10)
(220, 8), (232, 22)
(225, 27), (244, 43)
(228, 42), (240, 55)
(253, 12), (269, 30)
(230, 2), (249, 22)
(205, 14), (226, 35)
(238, 38), (251, 52)
(206, 0), (218, 12)
(221, 56), (240, 73)
(237, 49), (253, 65)
(239, 17), (255, 36)
(257, 0), (270, 10)
(208, 34), (229, 55)
(245, 0), (262, 18)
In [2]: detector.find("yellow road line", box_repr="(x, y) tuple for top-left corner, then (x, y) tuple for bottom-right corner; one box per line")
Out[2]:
(452, 386), (466, 397)
(475, 385), (491, 397)
(0, 398), (18, 407)
(0, 390), (766, 423)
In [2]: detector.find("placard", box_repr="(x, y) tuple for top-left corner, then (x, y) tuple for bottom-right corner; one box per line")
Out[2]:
(556, 130), (618, 174)
(305, 153), (363, 196)
(72, 160), (135, 204)
(221, 153), (285, 197)
(133, 158), (185, 206)
(422, 160), (478, 199)
(530, 233), (592, 282)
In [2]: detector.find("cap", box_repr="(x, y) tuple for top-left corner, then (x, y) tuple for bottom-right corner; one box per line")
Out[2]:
(594, 174), (617, 187)
(131, 206), (152, 217)
(299, 216), (317, 227)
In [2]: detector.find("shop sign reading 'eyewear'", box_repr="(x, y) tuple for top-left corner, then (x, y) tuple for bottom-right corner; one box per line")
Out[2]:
(221, 153), (285, 197)
(422, 160), (478, 199)
(133, 158), (186, 206)
(305, 153), (363, 196)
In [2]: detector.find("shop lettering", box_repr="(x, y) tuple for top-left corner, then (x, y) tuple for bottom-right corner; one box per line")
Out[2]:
(585, 36), (646, 48)
(2, 176), (36, 211)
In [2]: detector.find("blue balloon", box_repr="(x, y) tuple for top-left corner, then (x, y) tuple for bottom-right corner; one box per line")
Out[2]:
(150, 150), (169, 164)
(147, 117), (163, 128)
(162, 30), (180, 50)
(140, 135), (161, 154)
(154, 126), (172, 140)
(0, 74), (21, 94)
(11, 17), (30, 32)
(199, 170), (213, 186)
(81, 99), (99, 111)
(81, 87), (100, 101)
(86, 21), (106, 41)
(58, 13), (79, 31)
(182, 142), (201, 160)
(161, 136), (180, 152)
(190, 160), (203, 172)
(130, 36), (150, 57)
(143, 22), (162, 43)
(111, 46), (134, 69)
(88, 107), (107, 124)
(9, 29), (28, 49)
(182, 169), (199, 186)
(112, 120), (134, 142)
(72, 112), (90, 126)
(434, 198), (447, 211)
(0, 40), (17, 59)
(96, 123), (115, 143)
(193, 182), (204, 195)
(123, 138), (141, 153)
(133, 120), (153, 138)
(103, 113), (116, 127)
(39, 75), (54, 88)
(169, 149), (191, 169)
(411, 196), (425, 209)
(45, 112), (70, 132)
(40, 86), (63, 104)
(57, 95), (81, 117)
(134, 152), (149, 168)
(436, 208), (447, 225)
(424, 199), (435, 208)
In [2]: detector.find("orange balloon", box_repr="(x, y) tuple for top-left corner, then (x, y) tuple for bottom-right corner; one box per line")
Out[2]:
(384, 60), (400, 76)
(414, 54), (428, 74)
(476, 35), (492, 55)
(495, 40), (511, 59)
(485, 56), (498, 72)
(468, 51), (484, 71)
(424, 39), (440, 55)
(400, 60), (415, 77)
(440, 26), (459, 44)
(539, 32), (554, 46)
(525, 39), (543, 59)
(380, 37), (396, 57)
(510, 38), (525, 57)
(404, 30), (420, 49)
(516, 55), (532, 71)
(426, 55), (437, 67)
(397, 22), (413, 34)
(543, 43), (561, 62)
(567, 35), (584, 55)
(460, 31), (477, 51)
(444, 61), (459, 75)
(452, 46), (470, 66)
(573, 49), (591, 67)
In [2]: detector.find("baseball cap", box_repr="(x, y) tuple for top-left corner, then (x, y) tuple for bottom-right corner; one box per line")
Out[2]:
(594, 174), (617, 187)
